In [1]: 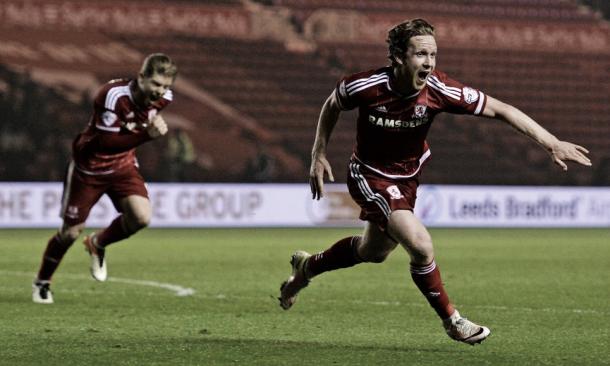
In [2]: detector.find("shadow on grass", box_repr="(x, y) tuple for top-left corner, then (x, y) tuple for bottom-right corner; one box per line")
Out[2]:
(4, 335), (482, 366)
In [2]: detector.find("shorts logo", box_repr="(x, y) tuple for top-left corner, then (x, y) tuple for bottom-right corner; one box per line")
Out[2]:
(463, 87), (479, 104)
(414, 104), (427, 118)
(386, 185), (404, 200)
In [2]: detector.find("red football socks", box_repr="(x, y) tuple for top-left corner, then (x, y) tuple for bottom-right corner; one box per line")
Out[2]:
(37, 233), (74, 281)
(306, 236), (363, 278)
(96, 215), (131, 248)
(410, 260), (455, 319)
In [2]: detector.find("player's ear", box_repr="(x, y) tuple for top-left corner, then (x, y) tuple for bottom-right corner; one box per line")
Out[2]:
(392, 52), (405, 66)
(136, 73), (146, 89)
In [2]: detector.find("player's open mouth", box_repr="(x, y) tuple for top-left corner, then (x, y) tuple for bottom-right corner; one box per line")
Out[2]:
(417, 71), (430, 82)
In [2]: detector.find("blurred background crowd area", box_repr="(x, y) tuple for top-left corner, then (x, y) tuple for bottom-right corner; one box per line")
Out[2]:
(0, 0), (608, 185)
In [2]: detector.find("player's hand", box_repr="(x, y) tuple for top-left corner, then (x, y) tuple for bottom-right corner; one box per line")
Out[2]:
(549, 141), (591, 171)
(309, 154), (334, 200)
(146, 115), (168, 138)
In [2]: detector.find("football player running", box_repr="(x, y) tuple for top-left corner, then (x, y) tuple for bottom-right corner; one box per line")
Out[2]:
(33, 54), (177, 304)
(279, 19), (590, 345)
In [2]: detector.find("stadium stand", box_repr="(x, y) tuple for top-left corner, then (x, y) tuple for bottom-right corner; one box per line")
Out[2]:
(273, 0), (599, 23)
(0, 65), (81, 181)
(113, 33), (354, 179)
(0, 26), (305, 182)
(0, 0), (608, 185)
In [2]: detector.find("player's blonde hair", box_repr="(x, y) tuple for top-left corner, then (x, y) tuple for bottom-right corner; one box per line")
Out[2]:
(140, 53), (178, 79)
(387, 19), (435, 65)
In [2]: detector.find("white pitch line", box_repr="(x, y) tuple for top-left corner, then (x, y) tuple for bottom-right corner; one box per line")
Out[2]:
(0, 270), (195, 297)
(106, 277), (195, 296)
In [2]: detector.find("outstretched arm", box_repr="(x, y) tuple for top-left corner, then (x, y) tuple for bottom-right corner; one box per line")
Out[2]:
(482, 96), (591, 171)
(310, 90), (342, 200)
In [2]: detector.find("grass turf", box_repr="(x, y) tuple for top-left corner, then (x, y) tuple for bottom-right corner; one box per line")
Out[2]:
(0, 228), (608, 365)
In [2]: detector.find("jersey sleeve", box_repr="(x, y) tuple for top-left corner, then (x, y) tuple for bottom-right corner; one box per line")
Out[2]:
(427, 71), (487, 115)
(94, 88), (130, 133)
(335, 77), (357, 111)
(334, 70), (387, 111)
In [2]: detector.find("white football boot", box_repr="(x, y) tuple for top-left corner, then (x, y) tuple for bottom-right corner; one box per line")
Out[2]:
(279, 251), (311, 310)
(32, 280), (54, 304)
(83, 234), (107, 282)
(443, 310), (491, 345)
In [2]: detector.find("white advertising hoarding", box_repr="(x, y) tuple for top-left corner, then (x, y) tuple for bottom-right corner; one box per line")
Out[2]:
(414, 185), (610, 227)
(0, 183), (608, 228)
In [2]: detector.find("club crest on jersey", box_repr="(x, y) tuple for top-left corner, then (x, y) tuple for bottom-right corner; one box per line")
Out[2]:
(414, 104), (427, 118)
(386, 185), (404, 200)
(463, 87), (479, 104)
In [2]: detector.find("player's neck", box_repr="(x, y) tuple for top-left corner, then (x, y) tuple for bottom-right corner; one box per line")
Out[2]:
(130, 81), (148, 109)
(392, 67), (417, 96)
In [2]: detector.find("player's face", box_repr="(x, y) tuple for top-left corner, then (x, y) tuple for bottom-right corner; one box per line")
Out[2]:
(137, 72), (175, 106)
(396, 35), (437, 91)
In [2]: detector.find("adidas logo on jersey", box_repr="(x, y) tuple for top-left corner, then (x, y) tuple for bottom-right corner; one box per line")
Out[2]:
(375, 105), (388, 113)
(375, 105), (388, 112)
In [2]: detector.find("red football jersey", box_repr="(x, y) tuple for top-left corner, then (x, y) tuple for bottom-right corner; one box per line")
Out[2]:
(72, 79), (172, 175)
(336, 67), (487, 178)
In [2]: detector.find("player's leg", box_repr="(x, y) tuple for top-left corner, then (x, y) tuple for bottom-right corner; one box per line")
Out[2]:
(119, 194), (152, 232)
(278, 234), (363, 310)
(83, 195), (151, 281)
(34, 162), (101, 303)
(91, 166), (151, 249)
(387, 210), (451, 316)
(388, 210), (490, 345)
(306, 220), (398, 277)
(36, 222), (86, 282)
(33, 222), (85, 304)
(91, 194), (151, 248)
(279, 222), (398, 310)
(279, 161), (400, 310)
(83, 168), (150, 280)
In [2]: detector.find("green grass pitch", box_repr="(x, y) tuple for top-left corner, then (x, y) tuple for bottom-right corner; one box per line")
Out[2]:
(0, 228), (608, 365)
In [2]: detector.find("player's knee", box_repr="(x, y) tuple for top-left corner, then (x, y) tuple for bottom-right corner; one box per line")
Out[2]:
(359, 249), (391, 263)
(408, 235), (434, 264)
(127, 211), (151, 231)
(366, 252), (391, 263)
(410, 251), (434, 265)
(409, 244), (434, 265)
(59, 226), (82, 243)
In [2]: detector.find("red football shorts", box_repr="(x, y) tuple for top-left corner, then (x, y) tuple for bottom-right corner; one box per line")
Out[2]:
(346, 159), (419, 228)
(60, 161), (149, 225)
